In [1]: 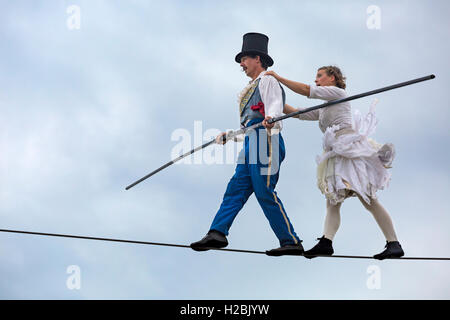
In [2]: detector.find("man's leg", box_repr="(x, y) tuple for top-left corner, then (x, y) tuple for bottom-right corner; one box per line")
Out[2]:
(210, 163), (253, 236)
(249, 129), (302, 251)
(190, 142), (253, 251)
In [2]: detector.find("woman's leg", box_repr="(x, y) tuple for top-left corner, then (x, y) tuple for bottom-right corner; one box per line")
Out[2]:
(358, 195), (404, 259)
(323, 199), (342, 241)
(357, 195), (398, 242)
(304, 199), (339, 258)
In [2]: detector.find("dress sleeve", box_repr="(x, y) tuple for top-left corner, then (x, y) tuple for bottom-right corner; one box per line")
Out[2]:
(309, 84), (346, 101)
(297, 107), (319, 121)
(259, 75), (283, 130)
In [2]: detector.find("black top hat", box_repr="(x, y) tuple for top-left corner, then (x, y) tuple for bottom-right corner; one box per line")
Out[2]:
(235, 32), (274, 67)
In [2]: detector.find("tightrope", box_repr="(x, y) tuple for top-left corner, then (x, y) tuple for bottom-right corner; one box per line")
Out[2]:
(1, 228), (449, 260)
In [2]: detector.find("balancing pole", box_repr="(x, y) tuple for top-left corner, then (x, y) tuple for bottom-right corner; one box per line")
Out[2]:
(125, 74), (435, 190)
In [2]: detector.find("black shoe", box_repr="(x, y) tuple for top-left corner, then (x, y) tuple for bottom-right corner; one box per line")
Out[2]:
(190, 230), (228, 251)
(266, 242), (304, 256)
(373, 241), (404, 260)
(303, 236), (334, 259)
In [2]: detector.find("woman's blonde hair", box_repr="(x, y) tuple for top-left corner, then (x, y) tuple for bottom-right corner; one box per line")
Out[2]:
(318, 66), (346, 89)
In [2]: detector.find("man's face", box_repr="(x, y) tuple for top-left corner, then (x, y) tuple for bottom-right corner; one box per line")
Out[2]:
(240, 56), (260, 78)
(315, 69), (335, 86)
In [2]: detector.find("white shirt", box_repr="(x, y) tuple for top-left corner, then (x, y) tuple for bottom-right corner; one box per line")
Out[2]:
(243, 71), (284, 131)
(298, 84), (352, 133)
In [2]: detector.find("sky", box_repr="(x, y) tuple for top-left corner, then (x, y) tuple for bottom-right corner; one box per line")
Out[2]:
(0, 0), (449, 299)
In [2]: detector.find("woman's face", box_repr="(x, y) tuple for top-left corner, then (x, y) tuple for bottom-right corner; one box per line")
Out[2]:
(315, 69), (336, 86)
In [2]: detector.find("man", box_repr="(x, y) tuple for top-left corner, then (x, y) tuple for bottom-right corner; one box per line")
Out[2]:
(190, 32), (304, 256)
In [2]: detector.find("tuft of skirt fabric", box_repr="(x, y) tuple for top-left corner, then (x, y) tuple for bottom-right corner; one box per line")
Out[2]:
(316, 102), (395, 205)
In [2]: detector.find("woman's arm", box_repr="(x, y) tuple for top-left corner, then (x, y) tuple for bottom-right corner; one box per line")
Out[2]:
(265, 71), (310, 97)
(284, 103), (319, 121)
(283, 103), (300, 118)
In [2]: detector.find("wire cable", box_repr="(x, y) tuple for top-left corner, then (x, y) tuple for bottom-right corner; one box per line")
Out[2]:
(1, 228), (449, 260)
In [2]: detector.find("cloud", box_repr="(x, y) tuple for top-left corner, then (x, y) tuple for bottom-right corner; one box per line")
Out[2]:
(0, 0), (448, 299)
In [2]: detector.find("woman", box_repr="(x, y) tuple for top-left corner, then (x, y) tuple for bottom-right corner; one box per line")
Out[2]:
(264, 66), (404, 260)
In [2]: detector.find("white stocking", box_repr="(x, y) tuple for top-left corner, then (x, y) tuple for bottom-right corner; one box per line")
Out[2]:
(358, 195), (398, 242)
(323, 199), (342, 241)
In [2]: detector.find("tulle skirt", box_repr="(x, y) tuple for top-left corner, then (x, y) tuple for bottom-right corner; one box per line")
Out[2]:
(316, 103), (395, 205)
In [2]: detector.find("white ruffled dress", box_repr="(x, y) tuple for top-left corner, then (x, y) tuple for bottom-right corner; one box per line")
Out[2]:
(299, 84), (395, 205)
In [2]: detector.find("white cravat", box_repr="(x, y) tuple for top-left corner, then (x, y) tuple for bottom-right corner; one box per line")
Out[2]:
(233, 71), (284, 141)
(238, 71), (283, 131)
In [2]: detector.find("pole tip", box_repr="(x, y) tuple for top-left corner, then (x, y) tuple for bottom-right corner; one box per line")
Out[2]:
(430, 74), (435, 79)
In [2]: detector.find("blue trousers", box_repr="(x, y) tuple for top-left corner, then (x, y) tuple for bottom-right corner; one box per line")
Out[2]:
(210, 119), (301, 246)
